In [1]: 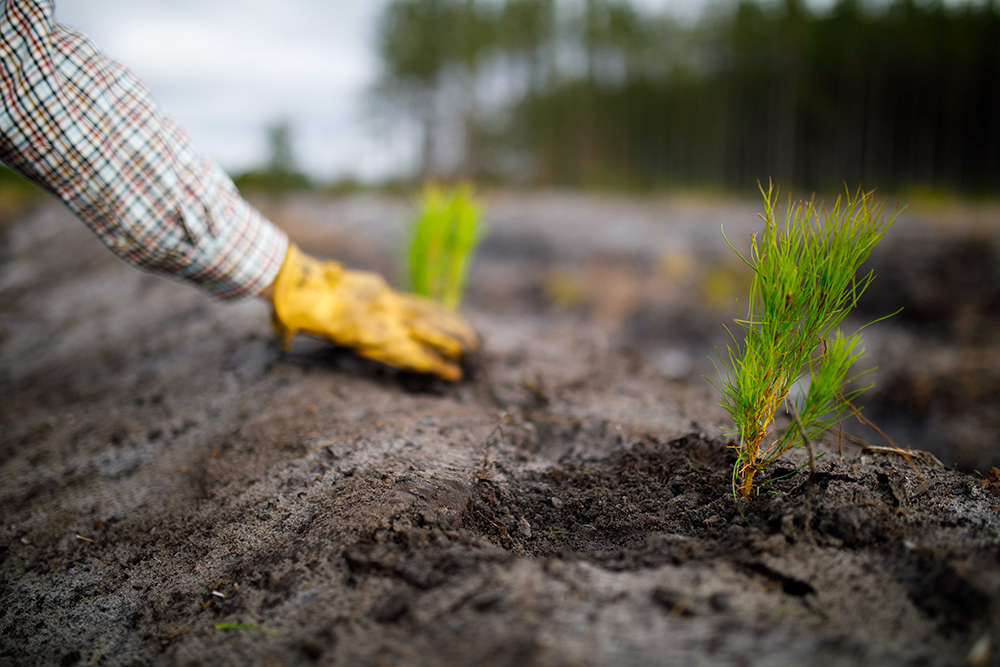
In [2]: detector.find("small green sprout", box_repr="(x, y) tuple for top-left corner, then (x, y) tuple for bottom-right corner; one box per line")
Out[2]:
(711, 182), (899, 499)
(214, 623), (278, 636)
(404, 183), (484, 310)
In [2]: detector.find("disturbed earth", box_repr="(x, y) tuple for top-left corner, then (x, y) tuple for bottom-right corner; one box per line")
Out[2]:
(2, 192), (1000, 666)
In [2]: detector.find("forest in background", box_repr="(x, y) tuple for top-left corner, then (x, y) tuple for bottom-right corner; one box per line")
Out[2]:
(375, 0), (1000, 193)
(3, 0), (997, 197)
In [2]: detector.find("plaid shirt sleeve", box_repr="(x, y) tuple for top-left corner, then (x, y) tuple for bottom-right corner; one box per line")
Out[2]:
(0, 0), (288, 300)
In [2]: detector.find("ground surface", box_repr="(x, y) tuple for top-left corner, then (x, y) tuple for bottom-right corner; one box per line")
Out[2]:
(2, 193), (1000, 666)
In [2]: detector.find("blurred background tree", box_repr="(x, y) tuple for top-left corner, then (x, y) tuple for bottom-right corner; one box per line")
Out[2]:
(376, 0), (496, 177)
(233, 119), (312, 193)
(373, 0), (1000, 193)
(266, 121), (298, 178)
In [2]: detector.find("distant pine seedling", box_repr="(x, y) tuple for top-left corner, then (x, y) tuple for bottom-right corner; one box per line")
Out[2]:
(404, 183), (484, 310)
(711, 182), (900, 499)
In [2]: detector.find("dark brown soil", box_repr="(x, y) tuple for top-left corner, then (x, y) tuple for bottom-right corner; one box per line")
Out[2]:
(2, 194), (999, 667)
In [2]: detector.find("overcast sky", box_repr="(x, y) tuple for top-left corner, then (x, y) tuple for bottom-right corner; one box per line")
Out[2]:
(55, 0), (407, 180)
(51, 0), (846, 181)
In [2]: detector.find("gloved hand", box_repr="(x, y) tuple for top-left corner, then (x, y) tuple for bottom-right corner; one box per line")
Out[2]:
(271, 244), (478, 381)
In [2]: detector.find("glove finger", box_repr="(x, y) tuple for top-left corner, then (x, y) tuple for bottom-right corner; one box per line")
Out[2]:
(406, 317), (466, 361)
(398, 294), (479, 351)
(358, 338), (463, 382)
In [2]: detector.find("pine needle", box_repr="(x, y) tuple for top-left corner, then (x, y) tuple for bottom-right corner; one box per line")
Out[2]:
(405, 183), (484, 310)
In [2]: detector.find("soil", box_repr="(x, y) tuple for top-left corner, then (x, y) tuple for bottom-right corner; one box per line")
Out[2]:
(2, 192), (999, 667)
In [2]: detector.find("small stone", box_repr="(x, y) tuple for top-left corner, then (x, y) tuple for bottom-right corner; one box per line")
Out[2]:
(709, 593), (730, 612)
(968, 635), (991, 667)
(517, 517), (532, 539)
(550, 497), (564, 509)
(761, 534), (786, 555)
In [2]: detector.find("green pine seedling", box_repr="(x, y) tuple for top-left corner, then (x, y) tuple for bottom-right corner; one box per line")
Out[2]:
(405, 183), (484, 310)
(710, 182), (900, 499)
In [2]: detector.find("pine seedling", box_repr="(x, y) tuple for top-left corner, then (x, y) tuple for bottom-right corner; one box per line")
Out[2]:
(711, 182), (899, 499)
(405, 183), (484, 310)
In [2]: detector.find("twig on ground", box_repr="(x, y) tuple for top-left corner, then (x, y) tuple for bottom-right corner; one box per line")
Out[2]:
(861, 445), (943, 466)
(841, 398), (931, 492)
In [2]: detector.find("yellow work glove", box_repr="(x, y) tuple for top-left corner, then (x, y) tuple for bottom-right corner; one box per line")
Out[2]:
(271, 244), (478, 381)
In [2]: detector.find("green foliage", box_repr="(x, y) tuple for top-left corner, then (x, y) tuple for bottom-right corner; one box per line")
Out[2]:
(405, 183), (484, 309)
(231, 169), (311, 194)
(375, 0), (1000, 191)
(711, 182), (899, 498)
(0, 165), (43, 219)
(232, 120), (311, 195)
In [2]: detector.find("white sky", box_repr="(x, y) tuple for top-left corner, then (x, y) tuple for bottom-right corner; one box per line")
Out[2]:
(55, 0), (411, 180)
(52, 0), (929, 181)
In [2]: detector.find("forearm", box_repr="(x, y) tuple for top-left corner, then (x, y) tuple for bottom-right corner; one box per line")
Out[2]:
(0, 0), (288, 299)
